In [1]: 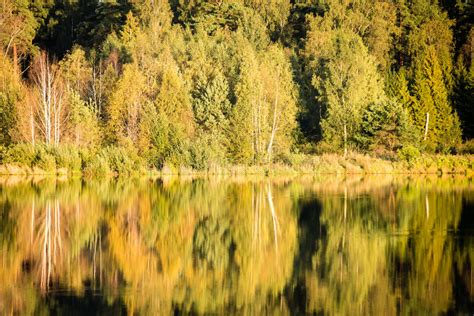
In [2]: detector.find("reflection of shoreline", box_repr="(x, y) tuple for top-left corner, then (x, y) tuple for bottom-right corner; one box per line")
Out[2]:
(2, 173), (472, 194)
(0, 175), (69, 186)
(0, 175), (473, 314)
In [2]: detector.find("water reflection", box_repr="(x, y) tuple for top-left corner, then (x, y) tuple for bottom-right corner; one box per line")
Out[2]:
(0, 175), (473, 314)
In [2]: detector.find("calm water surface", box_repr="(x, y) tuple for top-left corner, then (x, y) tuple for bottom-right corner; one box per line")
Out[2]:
(0, 175), (473, 315)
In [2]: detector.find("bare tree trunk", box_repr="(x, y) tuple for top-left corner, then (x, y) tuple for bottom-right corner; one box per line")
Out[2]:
(252, 98), (258, 161)
(267, 84), (279, 163)
(424, 112), (429, 141)
(98, 60), (103, 114)
(46, 58), (52, 144)
(343, 122), (348, 158)
(32, 53), (64, 146)
(12, 43), (17, 74)
(30, 101), (35, 146)
(256, 95), (262, 162)
(91, 61), (103, 115)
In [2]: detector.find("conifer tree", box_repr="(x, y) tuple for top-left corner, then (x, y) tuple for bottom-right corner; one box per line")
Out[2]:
(120, 11), (140, 53)
(0, 0), (38, 61)
(387, 69), (417, 118)
(453, 55), (474, 139)
(193, 70), (232, 135)
(413, 46), (461, 151)
(230, 44), (260, 164)
(357, 100), (417, 154)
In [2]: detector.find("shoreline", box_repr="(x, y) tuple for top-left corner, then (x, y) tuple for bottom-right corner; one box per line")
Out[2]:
(1, 153), (473, 177)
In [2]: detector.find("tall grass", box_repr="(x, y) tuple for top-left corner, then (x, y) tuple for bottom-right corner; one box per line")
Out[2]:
(0, 143), (473, 177)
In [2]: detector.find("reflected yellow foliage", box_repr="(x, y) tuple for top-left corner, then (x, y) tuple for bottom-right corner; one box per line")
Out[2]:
(0, 175), (472, 314)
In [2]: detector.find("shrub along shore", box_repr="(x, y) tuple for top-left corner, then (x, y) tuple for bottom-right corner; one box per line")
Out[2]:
(0, 144), (473, 177)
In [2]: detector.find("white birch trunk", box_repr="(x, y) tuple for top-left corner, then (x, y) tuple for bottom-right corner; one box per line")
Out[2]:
(33, 53), (64, 146)
(424, 112), (430, 141)
(266, 83), (279, 163)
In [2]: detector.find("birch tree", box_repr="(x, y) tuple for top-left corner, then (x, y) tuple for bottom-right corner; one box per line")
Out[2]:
(231, 42), (262, 164)
(232, 43), (297, 163)
(259, 45), (297, 162)
(30, 52), (66, 146)
(305, 23), (386, 154)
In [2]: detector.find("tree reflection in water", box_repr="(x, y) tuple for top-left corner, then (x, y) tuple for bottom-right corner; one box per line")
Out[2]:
(0, 175), (473, 314)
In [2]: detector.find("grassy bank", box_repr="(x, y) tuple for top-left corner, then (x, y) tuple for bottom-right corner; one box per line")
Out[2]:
(163, 153), (474, 176)
(0, 144), (473, 177)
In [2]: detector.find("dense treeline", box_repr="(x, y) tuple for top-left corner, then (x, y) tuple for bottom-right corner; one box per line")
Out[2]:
(0, 0), (473, 172)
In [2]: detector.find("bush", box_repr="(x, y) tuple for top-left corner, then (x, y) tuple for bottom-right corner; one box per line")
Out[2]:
(189, 134), (226, 170)
(53, 145), (82, 172)
(83, 154), (111, 177)
(33, 146), (56, 172)
(3, 143), (36, 166)
(103, 147), (136, 175)
(1, 143), (151, 176)
(0, 145), (5, 163)
(457, 139), (474, 154)
(397, 145), (421, 164)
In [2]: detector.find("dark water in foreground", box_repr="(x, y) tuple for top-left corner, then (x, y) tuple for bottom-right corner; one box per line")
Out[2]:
(0, 175), (473, 315)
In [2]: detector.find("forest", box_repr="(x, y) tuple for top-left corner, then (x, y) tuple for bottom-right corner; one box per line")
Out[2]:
(0, 0), (473, 174)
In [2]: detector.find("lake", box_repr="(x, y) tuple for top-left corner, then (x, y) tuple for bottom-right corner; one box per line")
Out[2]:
(0, 175), (473, 315)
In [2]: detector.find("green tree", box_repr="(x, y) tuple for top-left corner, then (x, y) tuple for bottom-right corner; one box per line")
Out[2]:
(413, 46), (461, 151)
(59, 46), (92, 97)
(193, 70), (231, 135)
(305, 23), (386, 155)
(387, 69), (417, 114)
(66, 90), (101, 147)
(31, 0), (137, 57)
(0, 0), (39, 62)
(259, 44), (298, 162)
(321, 0), (398, 72)
(139, 58), (195, 167)
(230, 43), (259, 164)
(0, 52), (22, 145)
(119, 10), (141, 62)
(356, 100), (417, 155)
(452, 30), (474, 139)
(174, 1), (244, 34)
(243, 0), (291, 40)
(106, 63), (146, 146)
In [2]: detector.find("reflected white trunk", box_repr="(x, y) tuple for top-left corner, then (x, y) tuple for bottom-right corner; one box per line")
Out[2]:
(39, 200), (62, 291)
(266, 183), (280, 254)
(425, 194), (430, 219)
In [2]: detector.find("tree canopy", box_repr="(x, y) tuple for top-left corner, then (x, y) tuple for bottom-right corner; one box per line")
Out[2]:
(0, 0), (473, 168)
